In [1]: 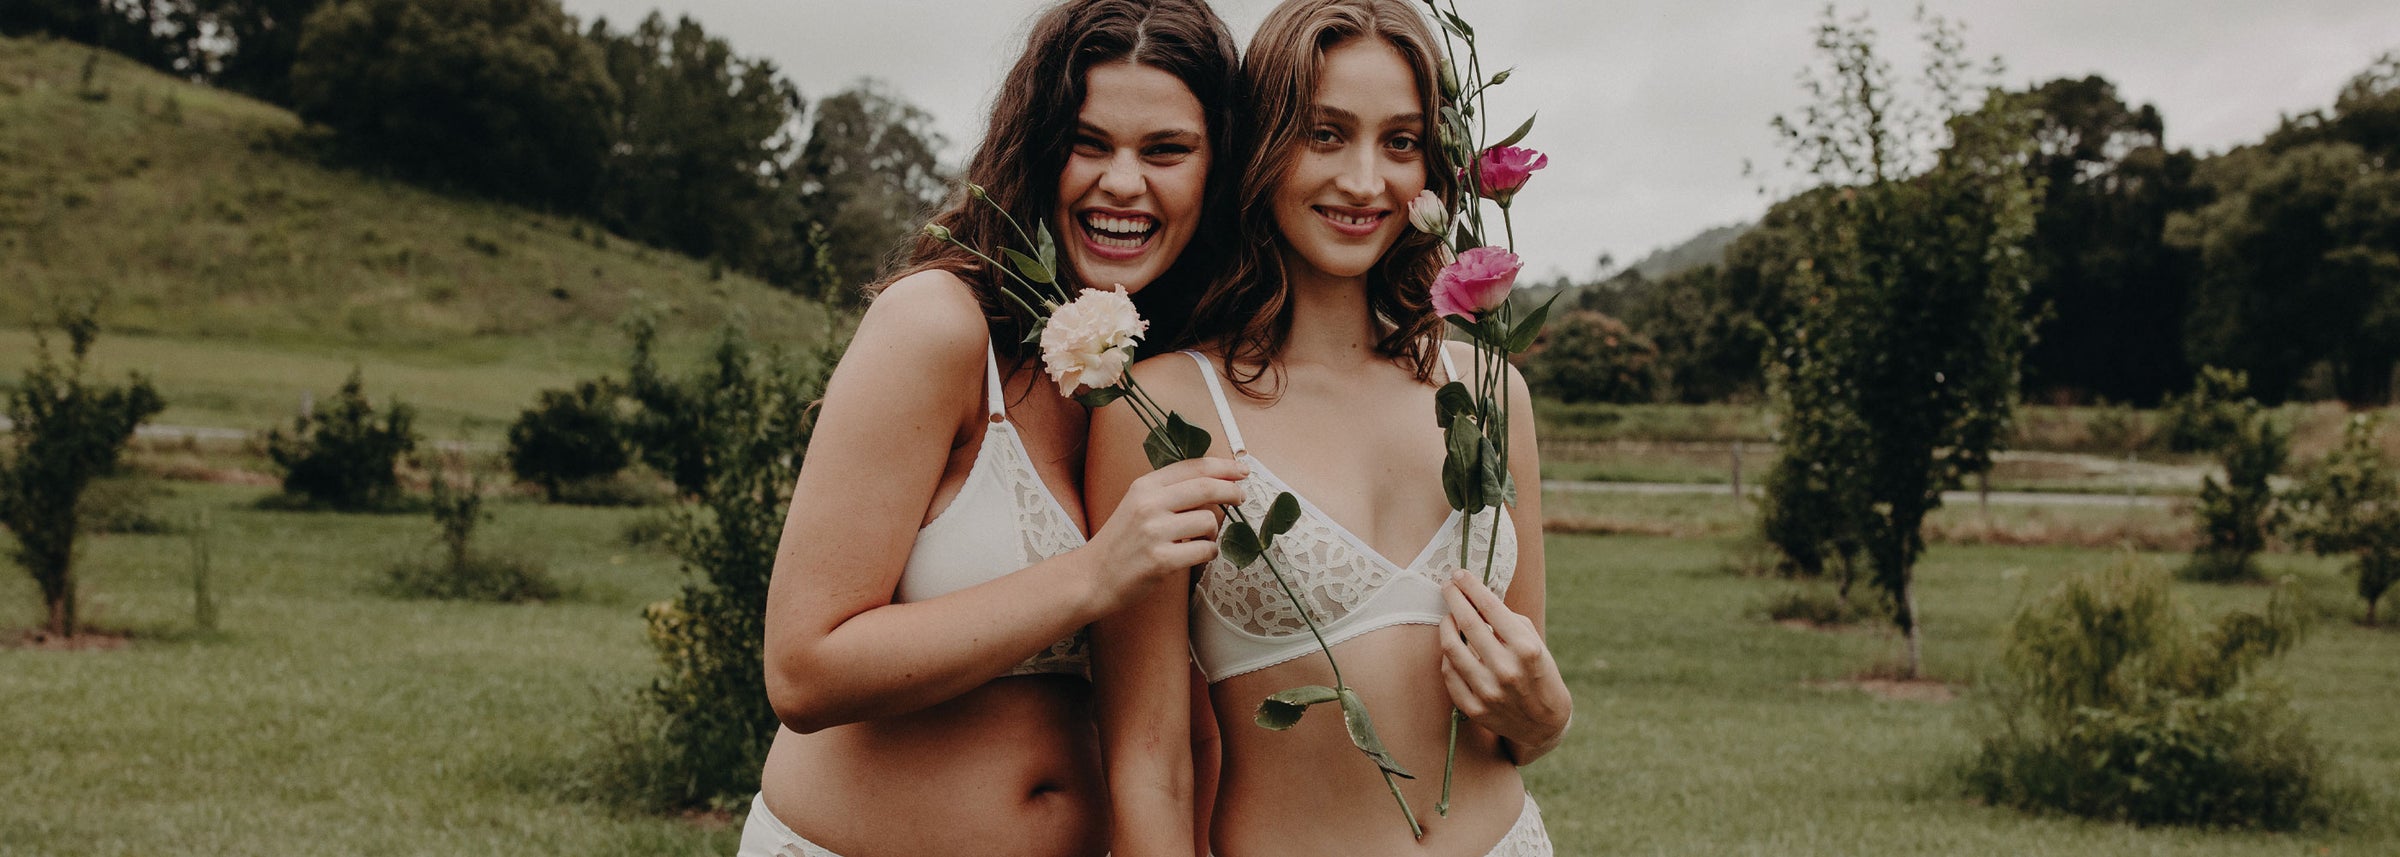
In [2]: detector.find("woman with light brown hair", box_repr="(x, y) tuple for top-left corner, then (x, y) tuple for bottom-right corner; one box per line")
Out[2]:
(741, 2), (1246, 855)
(1089, 0), (1571, 854)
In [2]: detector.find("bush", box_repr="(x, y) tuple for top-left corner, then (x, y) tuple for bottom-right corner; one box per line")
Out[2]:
(1963, 561), (2332, 829)
(380, 464), (558, 602)
(1521, 310), (1662, 404)
(1760, 584), (1883, 627)
(264, 369), (419, 511)
(2162, 367), (2255, 453)
(78, 477), (178, 535)
(601, 319), (841, 810)
(506, 379), (633, 502)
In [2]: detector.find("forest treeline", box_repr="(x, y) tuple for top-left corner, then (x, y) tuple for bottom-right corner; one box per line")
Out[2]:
(1564, 59), (2400, 407)
(11, 2), (2397, 405)
(4, 0), (945, 305)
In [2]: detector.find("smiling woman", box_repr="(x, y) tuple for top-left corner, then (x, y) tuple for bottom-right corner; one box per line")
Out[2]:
(1056, 62), (1213, 291)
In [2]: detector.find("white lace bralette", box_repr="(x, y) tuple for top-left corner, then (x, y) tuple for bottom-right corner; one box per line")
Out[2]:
(1180, 347), (1518, 683)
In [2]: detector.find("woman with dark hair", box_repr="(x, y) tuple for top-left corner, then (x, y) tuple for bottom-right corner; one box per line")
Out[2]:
(742, 2), (1244, 855)
(1088, 0), (1571, 855)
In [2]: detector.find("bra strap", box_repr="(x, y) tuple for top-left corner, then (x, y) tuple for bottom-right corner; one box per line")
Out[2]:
(1181, 351), (1248, 455)
(983, 341), (1008, 419)
(1437, 340), (1461, 385)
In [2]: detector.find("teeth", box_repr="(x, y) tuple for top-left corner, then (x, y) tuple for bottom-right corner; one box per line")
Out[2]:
(1323, 210), (1379, 227)
(1083, 214), (1155, 236)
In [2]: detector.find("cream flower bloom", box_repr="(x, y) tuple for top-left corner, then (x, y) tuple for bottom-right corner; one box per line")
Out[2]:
(1040, 286), (1148, 391)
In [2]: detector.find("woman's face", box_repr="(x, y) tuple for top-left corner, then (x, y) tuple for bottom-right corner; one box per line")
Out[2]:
(1271, 38), (1428, 284)
(1054, 62), (1211, 295)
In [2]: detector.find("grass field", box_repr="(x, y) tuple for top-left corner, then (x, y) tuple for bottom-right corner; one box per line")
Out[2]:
(5, 481), (2394, 855)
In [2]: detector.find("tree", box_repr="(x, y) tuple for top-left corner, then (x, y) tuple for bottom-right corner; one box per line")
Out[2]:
(289, 0), (617, 210)
(587, 12), (802, 276)
(1521, 310), (1660, 403)
(1762, 7), (2040, 677)
(788, 84), (949, 303)
(2287, 414), (2400, 624)
(192, 0), (328, 104)
(0, 305), (165, 637)
(2014, 75), (2203, 405)
(263, 369), (417, 510)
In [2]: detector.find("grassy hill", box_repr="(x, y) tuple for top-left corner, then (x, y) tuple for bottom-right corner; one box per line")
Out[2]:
(0, 36), (833, 435)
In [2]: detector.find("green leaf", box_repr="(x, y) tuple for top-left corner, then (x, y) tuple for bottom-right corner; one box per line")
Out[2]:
(1434, 381), (1475, 427)
(1494, 112), (1538, 150)
(1254, 684), (1340, 730)
(1142, 413), (1213, 469)
(1443, 414), (1484, 512)
(1035, 222), (1058, 277)
(1002, 247), (1054, 285)
(1075, 387), (1125, 408)
(1477, 435), (1507, 511)
(1441, 11), (1473, 40)
(1453, 224), (1482, 254)
(1338, 688), (1415, 778)
(1504, 294), (1561, 353)
(1221, 520), (1263, 569)
(1021, 317), (1047, 345)
(1497, 467), (1518, 507)
(1261, 492), (1301, 544)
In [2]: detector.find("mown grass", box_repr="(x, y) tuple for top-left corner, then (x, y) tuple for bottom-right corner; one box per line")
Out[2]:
(4, 480), (2395, 855)
(0, 35), (832, 437)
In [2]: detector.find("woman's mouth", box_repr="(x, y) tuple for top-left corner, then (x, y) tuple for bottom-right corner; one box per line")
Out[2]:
(1315, 206), (1387, 238)
(1079, 211), (1157, 261)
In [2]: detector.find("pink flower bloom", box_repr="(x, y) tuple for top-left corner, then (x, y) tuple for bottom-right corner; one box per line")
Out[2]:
(1475, 145), (1548, 204)
(1431, 246), (1522, 321)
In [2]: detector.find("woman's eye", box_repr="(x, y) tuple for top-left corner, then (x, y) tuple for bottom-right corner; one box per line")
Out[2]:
(1310, 127), (1342, 146)
(1073, 136), (1107, 155)
(1145, 144), (1194, 160)
(1389, 135), (1421, 153)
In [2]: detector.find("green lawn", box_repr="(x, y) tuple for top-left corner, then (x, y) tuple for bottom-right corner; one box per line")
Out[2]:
(3, 482), (2395, 855)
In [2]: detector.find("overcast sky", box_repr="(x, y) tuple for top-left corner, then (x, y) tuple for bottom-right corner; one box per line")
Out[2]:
(560, 0), (2400, 280)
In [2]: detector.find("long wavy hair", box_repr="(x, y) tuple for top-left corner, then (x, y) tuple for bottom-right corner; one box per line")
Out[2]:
(876, 0), (1241, 364)
(1188, 0), (1454, 399)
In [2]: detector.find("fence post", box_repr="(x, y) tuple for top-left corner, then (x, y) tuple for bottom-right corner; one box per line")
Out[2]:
(1731, 439), (1744, 502)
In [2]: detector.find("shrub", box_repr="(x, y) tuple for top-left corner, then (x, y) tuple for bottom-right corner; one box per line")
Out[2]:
(264, 369), (418, 511)
(0, 305), (166, 636)
(506, 379), (634, 502)
(2161, 366), (2254, 453)
(1760, 584), (1883, 627)
(1522, 310), (1662, 404)
(2287, 414), (2400, 625)
(380, 464), (558, 603)
(1963, 561), (2331, 829)
(597, 318), (841, 810)
(2180, 377), (2287, 582)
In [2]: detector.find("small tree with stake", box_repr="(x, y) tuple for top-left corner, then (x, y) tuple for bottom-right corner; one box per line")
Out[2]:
(0, 304), (164, 637)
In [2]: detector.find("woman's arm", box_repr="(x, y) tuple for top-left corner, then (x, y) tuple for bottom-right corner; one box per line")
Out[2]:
(1436, 353), (1572, 764)
(763, 274), (1242, 733)
(1091, 359), (1228, 857)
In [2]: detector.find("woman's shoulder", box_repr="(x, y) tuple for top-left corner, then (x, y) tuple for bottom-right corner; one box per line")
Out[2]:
(1125, 346), (1217, 401)
(832, 270), (993, 406)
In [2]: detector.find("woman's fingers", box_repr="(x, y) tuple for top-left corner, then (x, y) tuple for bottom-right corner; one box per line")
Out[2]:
(1442, 573), (1514, 673)
(1437, 613), (1502, 704)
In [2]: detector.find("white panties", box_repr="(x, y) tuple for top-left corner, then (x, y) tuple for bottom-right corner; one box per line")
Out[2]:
(1212, 792), (1550, 857)
(737, 792), (846, 857)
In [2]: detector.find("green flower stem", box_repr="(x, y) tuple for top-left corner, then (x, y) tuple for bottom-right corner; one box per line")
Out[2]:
(934, 237), (1052, 311)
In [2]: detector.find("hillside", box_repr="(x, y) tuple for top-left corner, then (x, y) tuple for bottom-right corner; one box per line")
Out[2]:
(0, 36), (832, 434)
(1625, 221), (1748, 281)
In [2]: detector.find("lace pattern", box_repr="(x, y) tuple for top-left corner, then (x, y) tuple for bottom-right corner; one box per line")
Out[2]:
(989, 421), (1091, 675)
(1486, 794), (1553, 857)
(1197, 460), (1516, 638)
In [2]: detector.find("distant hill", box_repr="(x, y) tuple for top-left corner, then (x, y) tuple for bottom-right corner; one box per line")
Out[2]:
(1623, 222), (1749, 281)
(0, 36), (831, 434)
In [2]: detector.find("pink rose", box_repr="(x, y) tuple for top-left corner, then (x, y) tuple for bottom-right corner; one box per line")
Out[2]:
(1431, 246), (1522, 321)
(1476, 145), (1548, 204)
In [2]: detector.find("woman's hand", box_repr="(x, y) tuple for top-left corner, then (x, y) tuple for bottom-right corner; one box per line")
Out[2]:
(1438, 568), (1572, 763)
(1082, 456), (1248, 614)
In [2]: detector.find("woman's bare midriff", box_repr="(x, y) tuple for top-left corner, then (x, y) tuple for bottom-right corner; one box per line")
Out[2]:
(760, 675), (1104, 857)
(1208, 625), (1526, 857)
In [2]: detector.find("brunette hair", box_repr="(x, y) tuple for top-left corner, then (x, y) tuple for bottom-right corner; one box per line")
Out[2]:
(878, 0), (1240, 362)
(1188, 0), (1454, 398)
